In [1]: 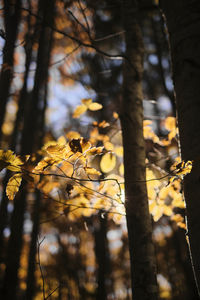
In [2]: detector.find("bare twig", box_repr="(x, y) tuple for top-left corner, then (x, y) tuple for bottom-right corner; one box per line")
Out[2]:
(37, 237), (46, 300)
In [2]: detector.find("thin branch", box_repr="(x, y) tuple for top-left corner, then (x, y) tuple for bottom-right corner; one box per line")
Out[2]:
(45, 285), (60, 300)
(19, 6), (128, 62)
(37, 237), (46, 300)
(77, 0), (91, 36)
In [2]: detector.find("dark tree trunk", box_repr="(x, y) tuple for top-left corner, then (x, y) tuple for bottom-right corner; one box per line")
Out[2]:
(1, 187), (27, 300)
(1, 1), (54, 298)
(0, 171), (11, 263)
(20, 0), (54, 154)
(94, 213), (110, 300)
(160, 0), (200, 296)
(25, 191), (41, 300)
(25, 1), (54, 298)
(0, 1), (34, 262)
(0, 0), (21, 142)
(120, 0), (158, 299)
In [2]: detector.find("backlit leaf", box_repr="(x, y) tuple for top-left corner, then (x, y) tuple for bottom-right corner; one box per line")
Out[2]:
(81, 98), (92, 106)
(6, 173), (22, 201)
(0, 150), (23, 172)
(113, 112), (118, 119)
(87, 147), (104, 156)
(80, 138), (91, 152)
(100, 153), (116, 173)
(165, 117), (176, 131)
(84, 167), (101, 176)
(66, 131), (80, 140)
(88, 102), (103, 111)
(104, 141), (114, 151)
(73, 104), (87, 118)
(114, 146), (123, 157)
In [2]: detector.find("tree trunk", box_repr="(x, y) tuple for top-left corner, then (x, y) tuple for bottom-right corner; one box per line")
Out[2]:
(0, 0), (21, 142)
(160, 0), (200, 295)
(120, 1), (158, 299)
(1, 187), (27, 300)
(94, 213), (110, 300)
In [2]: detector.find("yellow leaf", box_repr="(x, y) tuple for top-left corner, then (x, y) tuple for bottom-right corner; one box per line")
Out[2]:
(100, 153), (116, 173)
(0, 150), (23, 172)
(104, 141), (114, 151)
(114, 146), (123, 157)
(45, 144), (66, 156)
(88, 102), (103, 111)
(163, 205), (173, 216)
(33, 157), (56, 173)
(165, 117), (176, 131)
(66, 131), (80, 140)
(81, 98), (92, 106)
(6, 173), (22, 200)
(73, 104), (87, 118)
(98, 120), (110, 128)
(87, 147), (104, 155)
(80, 138), (91, 152)
(113, 112), (118, 119)
(172, 193), (185, 208)
(152, 205), (163, 222)
(57, 135), (66, 145)
(143, 120), (152, 126)
(84, 167), (101, 176)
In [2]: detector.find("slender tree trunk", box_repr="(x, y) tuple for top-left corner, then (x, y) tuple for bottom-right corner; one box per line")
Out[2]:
(160, 0), (200, 296)
(25, 191), (41, 300)
(1, 187), (27, 300)
(0, 0), (21, 142)
(25, 2), (54, 298)
(94, 213), (110, 300)
(20, 0), (54, 154)
(0, 1), (34, 262)
(1, 1), (54, 298)
(120, 1), (158, 299)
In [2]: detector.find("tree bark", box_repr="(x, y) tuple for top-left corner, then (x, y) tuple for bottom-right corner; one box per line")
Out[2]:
(120, 1), (158, 299)
(0, 0), (21, 142)
(160, 0), (200, 295)
(94, 213), (110, 300)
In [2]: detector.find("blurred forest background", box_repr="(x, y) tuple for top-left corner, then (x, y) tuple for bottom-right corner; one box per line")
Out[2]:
(0, 0), (198, 299)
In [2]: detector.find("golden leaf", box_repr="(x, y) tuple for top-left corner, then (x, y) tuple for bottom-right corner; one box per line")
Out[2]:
(100, 153), (116, 173)
(80, 138), (91, 152)
(57, 135), (66, 145)
(98, 120), (110, 128)
(33, 157), (56, 173)
(81, 98), (92, 106)
(104, 141), (114, 151)
(114, 146), (123, 157)
(87, 146), (104, 155)
(73, 104), (87, 118)
(168, 129), (176, 141)
(165, 117), (176, 131)
(84, 167), (101, 176)
(66, 131), (80, 140)
(143, 120), (152, 126)
(6, 173), (22, 201)
(88, 102), (103, 111)
(45, 144), (66, 160)
(0, 150), (23, 172)
(113, 112), (118, 119)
